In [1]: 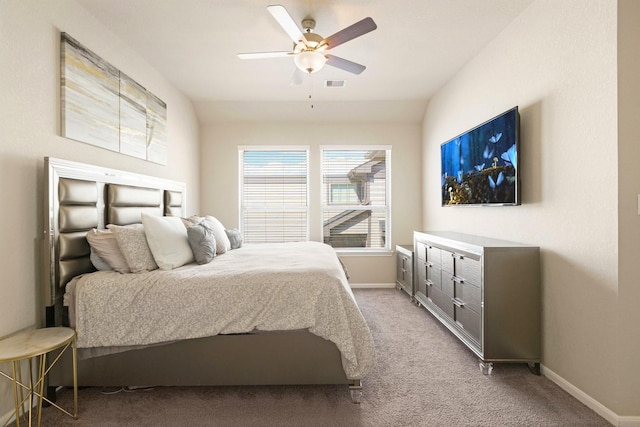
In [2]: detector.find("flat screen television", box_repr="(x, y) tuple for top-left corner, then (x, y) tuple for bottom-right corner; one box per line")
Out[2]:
(441, 106), (520, 206)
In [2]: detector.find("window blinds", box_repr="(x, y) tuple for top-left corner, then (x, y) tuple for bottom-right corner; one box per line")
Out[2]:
(321, 149), (390, 250)
(239, 149), (308, 243)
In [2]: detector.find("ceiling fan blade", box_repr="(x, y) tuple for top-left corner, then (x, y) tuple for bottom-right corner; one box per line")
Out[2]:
(267, 5), (308, 45)
(321, 17), (377, 50)
(237, 51), (294, 60)
(325, 54), (366, 75)
(290, 67), (305, 86)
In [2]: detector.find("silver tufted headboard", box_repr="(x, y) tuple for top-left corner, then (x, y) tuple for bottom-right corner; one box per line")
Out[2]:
(44, 157), (186, 326)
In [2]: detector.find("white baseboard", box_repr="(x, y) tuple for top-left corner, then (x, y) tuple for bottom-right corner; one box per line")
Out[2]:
(542, 365), (640, 426)
(620, 418), (640, 427)
(349, 282), (396, 289)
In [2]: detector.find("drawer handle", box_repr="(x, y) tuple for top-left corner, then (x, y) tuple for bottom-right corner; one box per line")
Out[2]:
(451, 275), (464, 284)
(427, 262), (433, 268)
(452, 297), (466, 307)
(451, 253), (465, 260)
(425, 280), (433, 287)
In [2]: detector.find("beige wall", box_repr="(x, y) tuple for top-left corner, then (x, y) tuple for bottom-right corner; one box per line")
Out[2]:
(200, 121), (422, 283)
(617, 0), (640, 415)
(422, 0), (639, 419)
(0, 0), (200, 422)
(1, 0), (636, 423)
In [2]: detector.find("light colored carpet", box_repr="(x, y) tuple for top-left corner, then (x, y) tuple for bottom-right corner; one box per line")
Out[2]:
(39, 289), (609, 426)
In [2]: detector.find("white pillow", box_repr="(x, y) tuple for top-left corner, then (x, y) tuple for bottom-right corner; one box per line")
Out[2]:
(204, 216), (231, 254)
(141, 213), (194, 270)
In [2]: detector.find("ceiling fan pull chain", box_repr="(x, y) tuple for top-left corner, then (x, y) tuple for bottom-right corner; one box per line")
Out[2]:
(309, 73), (314, 109)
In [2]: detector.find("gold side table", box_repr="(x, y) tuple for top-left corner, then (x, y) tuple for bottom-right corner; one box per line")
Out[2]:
(0, 327), (77, 427)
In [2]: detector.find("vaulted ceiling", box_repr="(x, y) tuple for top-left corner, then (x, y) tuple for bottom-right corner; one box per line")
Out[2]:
(75, 0), (533, 123)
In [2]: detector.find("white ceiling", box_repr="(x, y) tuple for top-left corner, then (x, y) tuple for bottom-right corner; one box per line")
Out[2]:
(74, 0), (533, 123)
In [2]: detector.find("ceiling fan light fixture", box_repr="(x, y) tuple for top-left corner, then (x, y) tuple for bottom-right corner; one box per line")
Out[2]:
(294, 50), (327, 74)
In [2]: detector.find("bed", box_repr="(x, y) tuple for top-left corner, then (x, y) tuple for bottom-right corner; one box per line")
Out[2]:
(43, 157), (375, 403)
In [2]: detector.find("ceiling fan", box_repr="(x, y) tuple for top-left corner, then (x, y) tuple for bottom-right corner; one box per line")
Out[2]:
(237, 4), (377, 83)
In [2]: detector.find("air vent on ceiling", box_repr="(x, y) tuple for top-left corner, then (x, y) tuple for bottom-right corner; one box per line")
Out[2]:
(324, 80), (346, 88)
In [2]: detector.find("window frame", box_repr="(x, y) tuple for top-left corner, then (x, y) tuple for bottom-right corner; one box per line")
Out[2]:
(238, 145), (310, 244)
(320, 145), (392, 255)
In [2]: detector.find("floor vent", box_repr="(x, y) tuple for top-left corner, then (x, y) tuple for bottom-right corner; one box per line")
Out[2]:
(325, 80), (346, 88)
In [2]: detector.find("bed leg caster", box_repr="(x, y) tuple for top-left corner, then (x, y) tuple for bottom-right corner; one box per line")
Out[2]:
(479, 361), (493, 375)
(349, 380), (363, 404)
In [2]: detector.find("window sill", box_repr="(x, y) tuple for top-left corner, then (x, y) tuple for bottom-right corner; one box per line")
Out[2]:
(334, 249), (393, 257)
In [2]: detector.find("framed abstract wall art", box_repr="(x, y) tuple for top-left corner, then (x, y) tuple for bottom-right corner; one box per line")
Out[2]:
(61, 33), (167, 165)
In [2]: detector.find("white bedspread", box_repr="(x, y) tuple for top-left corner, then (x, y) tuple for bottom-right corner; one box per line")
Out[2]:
(64, 241), (375, 379)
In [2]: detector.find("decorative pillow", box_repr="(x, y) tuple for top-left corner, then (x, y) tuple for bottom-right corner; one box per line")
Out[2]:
(89, 248), (113, 271)
(203, 216), (231, 254)
(187, 221), (216, 264)
(85, 228), (130, 273)
(180, 215), (202, 228)
(225, 228), (243, 249)
(141, 214), (194, 270)
(107, 223), (158, 273)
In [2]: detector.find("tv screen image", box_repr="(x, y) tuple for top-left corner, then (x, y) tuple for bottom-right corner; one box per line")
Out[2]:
(441, 107), (520, 206)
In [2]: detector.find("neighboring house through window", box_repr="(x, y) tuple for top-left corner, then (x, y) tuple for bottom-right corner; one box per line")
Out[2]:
(321, 147), (391, 251)
(239, 147), (309, 243)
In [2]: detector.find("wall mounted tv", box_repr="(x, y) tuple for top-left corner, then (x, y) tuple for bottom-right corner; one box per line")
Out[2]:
(441, 106), (520, 206)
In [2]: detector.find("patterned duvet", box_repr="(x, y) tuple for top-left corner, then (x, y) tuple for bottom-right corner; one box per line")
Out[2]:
(64, 241), (375, 379)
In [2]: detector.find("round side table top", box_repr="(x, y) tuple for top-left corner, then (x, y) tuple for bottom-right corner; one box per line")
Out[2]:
(0, 327), (75, 362)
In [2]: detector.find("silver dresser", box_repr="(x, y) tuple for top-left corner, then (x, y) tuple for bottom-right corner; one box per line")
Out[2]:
(395, 244), (414, 297)
(414, 231), (540, 375)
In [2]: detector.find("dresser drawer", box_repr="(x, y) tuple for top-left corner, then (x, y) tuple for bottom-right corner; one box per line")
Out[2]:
(430, 286), (454, 319)
(454, 304), (481, 344)
(395, 245), (414, 296)
(441, 249), (454, 274)
(396, 252), (412, 282)
(426, 262), (441, 289)
(454, 281), (481, 314)
(441, 273), (454, 297)
(426, 245), (441, 267)
(415, 262), (429, 299)
(453, 254), (481, 286)
(415, 241), (442, 267)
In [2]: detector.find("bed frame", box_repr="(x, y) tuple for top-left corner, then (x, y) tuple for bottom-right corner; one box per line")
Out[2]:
(43, 157), (362, 402)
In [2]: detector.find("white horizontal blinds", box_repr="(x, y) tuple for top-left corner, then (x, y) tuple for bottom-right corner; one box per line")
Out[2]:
(321, 148), (390, 250)
(240, 149), (308, 243)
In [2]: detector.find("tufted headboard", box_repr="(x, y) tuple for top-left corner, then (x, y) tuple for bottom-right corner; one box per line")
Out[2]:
(44, 157), (186, 326)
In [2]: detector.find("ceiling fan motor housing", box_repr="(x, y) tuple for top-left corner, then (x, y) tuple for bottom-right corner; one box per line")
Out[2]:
(301, 18), (316, 32)
(295, 32), (323, 51)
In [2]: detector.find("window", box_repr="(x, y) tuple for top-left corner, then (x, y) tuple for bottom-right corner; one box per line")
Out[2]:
(321, 147), (391, 251)
(330, 183), (360, 205)
(239, 147), (308, 243)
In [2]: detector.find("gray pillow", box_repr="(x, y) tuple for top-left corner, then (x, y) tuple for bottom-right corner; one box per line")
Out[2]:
(187, 222), (216, 264)
(225, 228), (243, 249)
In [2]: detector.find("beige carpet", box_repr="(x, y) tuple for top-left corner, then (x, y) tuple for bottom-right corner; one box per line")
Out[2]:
(38, 289), (609, 426)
